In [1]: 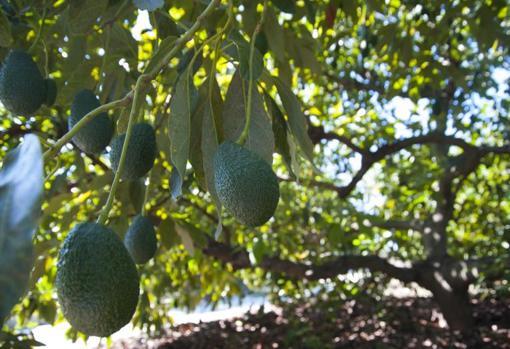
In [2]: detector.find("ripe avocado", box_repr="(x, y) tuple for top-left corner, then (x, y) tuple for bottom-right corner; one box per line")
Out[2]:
(69, 89), (114, 154)
(110, 122), (157, 181)
(0, 50), (46, 115)
(213, 141), (279, 227)
(56, 222), (140, 337)
(124, 215), (158, 264)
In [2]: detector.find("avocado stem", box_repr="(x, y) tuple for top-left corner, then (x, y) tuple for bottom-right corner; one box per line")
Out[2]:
(97, 78), (145, 225)
(96, 0), (221, 225)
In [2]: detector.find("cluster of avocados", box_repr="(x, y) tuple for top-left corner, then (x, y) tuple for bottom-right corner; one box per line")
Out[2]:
(0, 49), (56, 115)
(56, 217), (158, 336)
(0, 49), (160, 336)
(58, 89), (158, 334)
(1, 46), (282, 337)
(61, 89), (159, 334)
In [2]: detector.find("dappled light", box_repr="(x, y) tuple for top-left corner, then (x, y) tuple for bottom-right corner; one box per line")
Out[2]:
(0, 0), (509, 347)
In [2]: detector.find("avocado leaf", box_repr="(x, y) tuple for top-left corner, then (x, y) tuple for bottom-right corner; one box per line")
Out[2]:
(0, 135), (43, 324)
(133, 0), (164, 11)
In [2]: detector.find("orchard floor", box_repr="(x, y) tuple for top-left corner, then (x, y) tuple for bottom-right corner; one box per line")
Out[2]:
(111, 296), (510, 349)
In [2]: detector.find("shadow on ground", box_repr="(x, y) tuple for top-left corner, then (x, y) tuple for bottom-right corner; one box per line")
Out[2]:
(112, 297), (510, 349)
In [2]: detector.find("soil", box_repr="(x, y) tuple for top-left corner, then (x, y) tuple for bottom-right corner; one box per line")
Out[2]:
(111, 296), (510, 349)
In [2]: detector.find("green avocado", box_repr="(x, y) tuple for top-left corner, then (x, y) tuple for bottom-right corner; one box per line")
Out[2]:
(69, 89), (114, 154)
(110, 122), (157, 181)
(213, 141), (280, 227)
(56, 222), (140, 337)
(124, 215), (158, 264)
(0, 50), (46, 115)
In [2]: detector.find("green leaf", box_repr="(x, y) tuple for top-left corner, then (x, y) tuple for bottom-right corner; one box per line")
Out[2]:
(304, 0), (317, 24)
(201, 87), (222, 207)
(108, 23), (138, 65)
(176, 223), (195, 255)
(57, 61), (96, 105)
(0, 10), (13, 47)
(129, 179), (146, 213)
(168, 68), (196, 198)
(170, 166), (183, 200)
(272, 0), (296, 14)
(264, 93), (295, 177)
(262, 8), (285, 62)
(145, 36), (178, 73)
(273, 77), (315, 164)
(189, 89), (207, 189)
(190, 78), (223, 190)
(252, 239), (267, 264)
(133, 0), (164, 11)
(153, 10), (179, 38)
(68, 0), (109, 35)
(228, 31), (264, 81)
(201, 104), (220, 205)
(0, 135), (43, 324)
(158, 218), (179, 249)
(222, 71), (274, 164)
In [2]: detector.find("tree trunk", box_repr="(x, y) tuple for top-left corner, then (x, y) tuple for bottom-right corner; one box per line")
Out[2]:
(415, 261), (475, 333)
(431, 283), (474, 332)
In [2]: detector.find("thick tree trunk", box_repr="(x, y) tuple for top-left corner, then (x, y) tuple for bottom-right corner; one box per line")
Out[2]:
(415, 261), (475, 333)
(431, 283), (474, 331)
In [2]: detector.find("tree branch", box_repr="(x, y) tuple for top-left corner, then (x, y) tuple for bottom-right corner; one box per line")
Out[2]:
(324, 71), (385, 95)
(308, 124), (367, 155)
(203, 238), (417, 283)
(302, 131), (510, 199)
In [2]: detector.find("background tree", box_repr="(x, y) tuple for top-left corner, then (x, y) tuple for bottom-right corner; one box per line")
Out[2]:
(0, 0), (509, 342)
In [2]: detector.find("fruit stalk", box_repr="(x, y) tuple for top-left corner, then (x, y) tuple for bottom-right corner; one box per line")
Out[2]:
(97, 78), (144, 225)
(237, 0), (268, 145)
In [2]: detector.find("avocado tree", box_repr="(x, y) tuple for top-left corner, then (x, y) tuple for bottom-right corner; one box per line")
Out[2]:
(0, 0), (510, 342)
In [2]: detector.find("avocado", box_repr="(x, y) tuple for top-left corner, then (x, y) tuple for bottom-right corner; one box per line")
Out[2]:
(68, 89), (114, 154)
(213, 141), (279, 227)
(56, 222), (140, 337)
(110, 122), (157, 181)
(124, 215), (158, 264)
(0, 50), (46, 115)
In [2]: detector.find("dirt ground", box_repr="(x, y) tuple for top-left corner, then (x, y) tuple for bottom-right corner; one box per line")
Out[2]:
(112, 296), (510, 349)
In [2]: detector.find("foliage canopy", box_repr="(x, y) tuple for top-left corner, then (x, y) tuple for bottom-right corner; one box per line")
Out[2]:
(0, 0), (509, 342)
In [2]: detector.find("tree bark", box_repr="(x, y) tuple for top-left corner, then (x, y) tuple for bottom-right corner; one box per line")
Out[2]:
(415, 261), (475, 333)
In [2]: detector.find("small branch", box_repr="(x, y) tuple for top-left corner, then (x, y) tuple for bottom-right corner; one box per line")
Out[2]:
(43, 94), (132, 160)
(97, 78), (144, 224)
(28, 1), (47, 53)
(308, 124), (367, 155)
(360, 214), (424, 232)
(324, 71), (385, 95)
